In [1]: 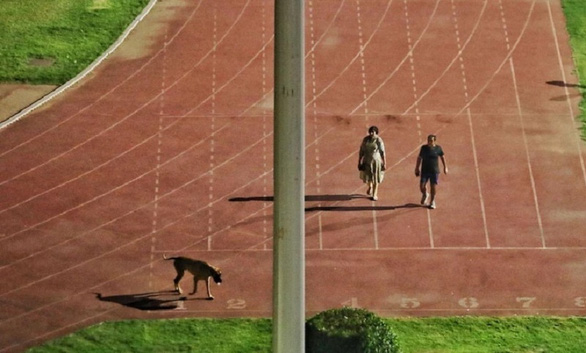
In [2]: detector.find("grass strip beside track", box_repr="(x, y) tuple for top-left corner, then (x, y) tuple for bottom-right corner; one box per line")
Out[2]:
(562, 0), (586, 138)
(27, 317), (586, 353)
(0, 0), (150, 84)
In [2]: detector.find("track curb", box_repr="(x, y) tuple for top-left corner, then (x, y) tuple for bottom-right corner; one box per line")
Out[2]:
(0, 0), (159, 131)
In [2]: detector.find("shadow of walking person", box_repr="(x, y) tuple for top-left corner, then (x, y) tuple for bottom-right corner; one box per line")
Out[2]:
(546, 80), (586, 89)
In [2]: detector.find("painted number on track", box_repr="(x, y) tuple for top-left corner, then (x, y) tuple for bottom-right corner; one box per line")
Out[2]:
(400, 298), (421, 309)
(458, 297), (479, 309)
(227, 299), (247, 310)
(342, 298), (359, 308)
(574, 297), (586, 308)
(516, 297), (536, 308)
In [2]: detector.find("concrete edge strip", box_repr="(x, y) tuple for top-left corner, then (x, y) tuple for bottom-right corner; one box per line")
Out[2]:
(0, 0), (159, 130)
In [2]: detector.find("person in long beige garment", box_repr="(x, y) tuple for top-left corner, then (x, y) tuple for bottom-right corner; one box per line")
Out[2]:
(358, 126), (386, 201)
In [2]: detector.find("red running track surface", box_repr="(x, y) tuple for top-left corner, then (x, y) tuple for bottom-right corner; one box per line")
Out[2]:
(1, 0), (586, 351)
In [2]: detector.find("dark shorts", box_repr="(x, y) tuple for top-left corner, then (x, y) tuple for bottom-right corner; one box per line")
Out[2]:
(420, 173), (440, 185)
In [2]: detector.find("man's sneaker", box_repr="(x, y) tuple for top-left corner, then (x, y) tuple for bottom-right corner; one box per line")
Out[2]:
(420, 193), (428, 205)
(430, 201), (436, 209)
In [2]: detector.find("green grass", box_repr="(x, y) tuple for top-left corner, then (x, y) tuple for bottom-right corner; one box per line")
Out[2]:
(562, 0), (586, 138)
(26, 316), (586, 353)
(0, 0), (149, 84)
(27, 318), (273, 353)
(393, 316), (586, 353)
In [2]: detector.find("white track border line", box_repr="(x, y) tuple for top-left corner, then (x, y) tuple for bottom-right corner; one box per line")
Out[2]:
(0, 0), (159, 130)
(547, 1), (586, 189)
(0, 0), (206, 159)
(0, 0), (251, 188)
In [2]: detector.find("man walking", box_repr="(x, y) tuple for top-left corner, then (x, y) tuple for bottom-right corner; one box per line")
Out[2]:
(414, 134), (448, 209)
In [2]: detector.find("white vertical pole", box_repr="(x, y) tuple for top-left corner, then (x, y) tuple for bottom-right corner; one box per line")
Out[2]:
(273, 0), (305, 351)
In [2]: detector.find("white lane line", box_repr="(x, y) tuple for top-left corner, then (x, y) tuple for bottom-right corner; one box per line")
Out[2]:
(172, 129), (338, 258)
(0, 0), (204, 157)
(509, 59), (545, 248)
(149, 30), (169, 290)
(467, 107), (489, 248)
(240, 0), (348, 117)
(450, 0), (489, 247)
(499, 0), (545, 247)
(399, 0), (488, 116)
(0, 126), (335, 274)
(208, 5), (219, 252)
(403, 0), (432, 246)
(310, 0), (395, 114)
(0, 0), (252, 188)
(0, 0), (160, 131)
(355, 0), (369, 115)
(308, 0), (324, 249)
(350, 0), (459, 116)
(547, 0), (586, 189)
(0, 132), (274, 296)
(0, 2), (264, 215)
(0, 123), (231, 242)
(261, 0), (270, 251)
(354, 0), (378, 249)
(455, 0), (536, 117)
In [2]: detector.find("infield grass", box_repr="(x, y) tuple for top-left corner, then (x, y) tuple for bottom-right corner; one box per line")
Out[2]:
(0, 0), (149, 84)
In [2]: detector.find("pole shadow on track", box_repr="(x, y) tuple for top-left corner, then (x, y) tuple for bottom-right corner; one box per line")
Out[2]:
(229, 195), (424, 212)
(304, 203), (422, 212)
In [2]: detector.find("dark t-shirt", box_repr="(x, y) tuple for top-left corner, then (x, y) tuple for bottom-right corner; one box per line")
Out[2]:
(419, 145), (444, 174)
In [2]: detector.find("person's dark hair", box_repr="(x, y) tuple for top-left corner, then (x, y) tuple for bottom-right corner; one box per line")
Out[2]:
(427, 134), (436, 141)
(368, 126), (379, 134)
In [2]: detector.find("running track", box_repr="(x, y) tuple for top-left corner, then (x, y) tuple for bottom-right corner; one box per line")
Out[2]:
(1, 0), (586, 351)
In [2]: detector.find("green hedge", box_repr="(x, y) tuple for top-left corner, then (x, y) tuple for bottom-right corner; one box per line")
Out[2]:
(306, 308), (401, 353)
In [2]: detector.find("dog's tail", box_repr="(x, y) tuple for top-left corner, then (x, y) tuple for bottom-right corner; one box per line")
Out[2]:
(163, 254), (177, 261)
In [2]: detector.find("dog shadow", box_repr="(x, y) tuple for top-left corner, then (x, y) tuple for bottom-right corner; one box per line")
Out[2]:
(94, 291), (196, 311)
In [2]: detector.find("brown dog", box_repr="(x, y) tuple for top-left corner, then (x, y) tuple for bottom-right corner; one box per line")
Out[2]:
(163, 255), (222, 299)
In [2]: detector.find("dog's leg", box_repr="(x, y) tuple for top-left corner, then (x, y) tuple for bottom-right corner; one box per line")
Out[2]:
(190, 277), (199, 295)
(173, 269), (185, 294)
(205, 276), (214, 300)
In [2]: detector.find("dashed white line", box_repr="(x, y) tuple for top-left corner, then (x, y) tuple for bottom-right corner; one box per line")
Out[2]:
(354, 0), (379, 248)
(150, 30), (169, 290)
(208, 5), (218, 252)
(308, 0), (324, 249)
(499, 0), (545, 247)
(450, 0), (489, 247)
(403, 0), (433, 246)
(261, 0), (270, 250)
